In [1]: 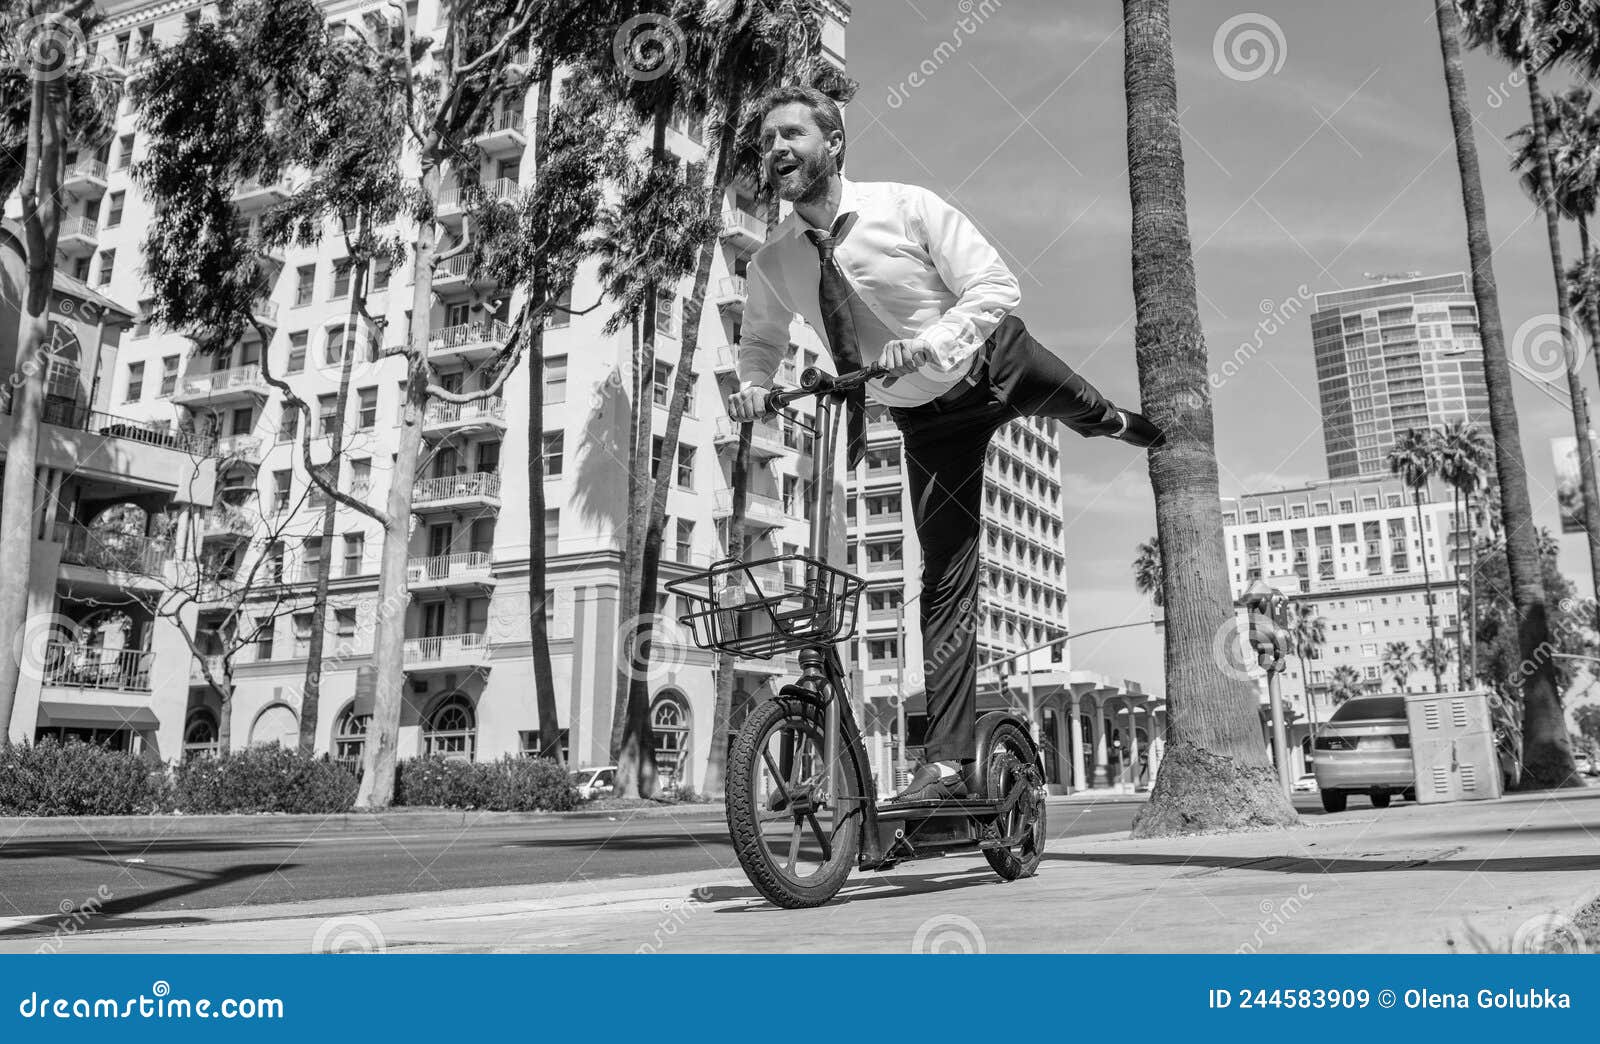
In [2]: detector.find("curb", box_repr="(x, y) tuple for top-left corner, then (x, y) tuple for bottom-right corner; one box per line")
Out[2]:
(0, 803), (727, 841)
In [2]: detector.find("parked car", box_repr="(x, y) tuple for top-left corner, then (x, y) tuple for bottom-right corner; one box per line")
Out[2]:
(570, 765), (617, 800)
(1573, 751), (1597, 778)
(1312, 694), (1415, 813)
(1291, 773), (1318, 793)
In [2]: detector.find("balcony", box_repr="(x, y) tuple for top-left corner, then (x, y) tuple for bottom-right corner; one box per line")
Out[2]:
(213, 433), (263, 465)
(403, 633), (493, 674)
(412, 471), (502, 514)
(431, 254), (503, 298)
(42, 642), (153, 695)
(714, 275), (747, 312)
(426, 319), (510, 364)
(173, 364), (269, 408)
(63, 157), (108, 198)
(719, 208), (765, 248)
(250, 296), (280, 330)
(714, 417), (788, 460)
(199, 505), (255, 543)
(232, 176), (293, 211)
(57, 214), (98, 257)
(713, 489), (785, 531)
(474, 109), (527, 157)
(437, 178), (519, 225)
(422, 396), (507, 440)
(711, 345), (738, 376)
(55, 523), (171, 578)
(407, 551), (495, 596)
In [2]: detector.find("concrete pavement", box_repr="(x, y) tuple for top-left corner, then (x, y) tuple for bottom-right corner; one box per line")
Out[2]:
(3, 787), (1595, 953)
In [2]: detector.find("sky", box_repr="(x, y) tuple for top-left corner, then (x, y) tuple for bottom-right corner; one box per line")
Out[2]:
(844, 0), (1598, 696)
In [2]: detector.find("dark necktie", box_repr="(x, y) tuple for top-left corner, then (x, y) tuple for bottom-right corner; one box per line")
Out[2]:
(804, 216), (868, 470)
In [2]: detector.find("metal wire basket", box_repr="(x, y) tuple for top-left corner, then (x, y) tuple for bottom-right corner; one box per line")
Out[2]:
(665, 554), (866, 659)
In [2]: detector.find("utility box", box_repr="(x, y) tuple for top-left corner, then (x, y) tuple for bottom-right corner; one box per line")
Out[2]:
(1404, 689), (1503, 804)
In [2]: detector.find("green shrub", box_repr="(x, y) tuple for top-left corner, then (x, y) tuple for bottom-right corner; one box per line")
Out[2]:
(0, 739), (170, 816)
(172, 746), (357, 814)
(395, 755), (576, 811)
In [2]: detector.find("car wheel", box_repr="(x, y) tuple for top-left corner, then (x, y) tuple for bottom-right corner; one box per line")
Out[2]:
(1370, 791), (1392, 809)
(1320, 789), (1347, 813)
(1402, 788), (1416, 803)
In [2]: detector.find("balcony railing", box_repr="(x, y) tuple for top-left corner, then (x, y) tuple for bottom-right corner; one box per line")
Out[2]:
(720, 208), (766, 241)
(438, 177), (519, 209)
(200, 506), (255, 539)
(423, 396), (506, 428)
(403, 632), (490, 665)
(407, 551), (493, 585)
(427, 320), (510, 355)
(59, 214), (99, 240)
(42, 641), (153, 693)
(55, 522), (172, 575)
(66, 157), (108, 183)
(715, 276), (748, 305)
(413, 471), (501, 505)
(176, 364), (268, 401)
(213, 433), (263, 462)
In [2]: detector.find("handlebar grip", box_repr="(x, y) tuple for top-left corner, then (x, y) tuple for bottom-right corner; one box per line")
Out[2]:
(762, 387), (799, 414)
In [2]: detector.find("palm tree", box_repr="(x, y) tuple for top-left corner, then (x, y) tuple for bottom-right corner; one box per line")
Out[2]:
(1122, 0), (1296, 837)
(1132, 537), (1163, 607)
(1456, 0), (1584, 786)
(1283, 601), (1327, 736)
(0, 0), (123, 737)
(1382, 640), (1417, 691)
(1437, 420), (1492, 686)
(1419, 636), (1455, 687)
(1328, 665), (1366, 707)
(1387, 428), (1445, 691)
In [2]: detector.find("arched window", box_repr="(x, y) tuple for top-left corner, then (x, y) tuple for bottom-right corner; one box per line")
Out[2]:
(250, 702), (298, 748)
(425, 693), (476, 760)
(334, 704), (371, 763)
(651, 692), (689, 782)
(183, 709), (219, 761)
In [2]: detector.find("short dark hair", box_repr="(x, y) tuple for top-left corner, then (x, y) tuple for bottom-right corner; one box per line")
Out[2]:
(756, 85), (845, 173)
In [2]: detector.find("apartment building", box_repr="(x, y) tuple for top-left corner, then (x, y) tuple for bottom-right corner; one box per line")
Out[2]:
(1221, 475), (1468, 771)
(1312, 273), (1488, 479)
(24, 0), (852, 785)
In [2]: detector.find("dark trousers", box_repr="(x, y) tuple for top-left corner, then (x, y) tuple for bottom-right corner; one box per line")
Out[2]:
(888, 314), (1121, 764)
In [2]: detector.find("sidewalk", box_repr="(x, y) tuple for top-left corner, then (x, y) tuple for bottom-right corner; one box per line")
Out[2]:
(4, 788), (1595, 954)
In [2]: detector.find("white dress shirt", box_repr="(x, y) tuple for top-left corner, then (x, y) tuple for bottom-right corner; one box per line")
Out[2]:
(735, 176), (1022, 408)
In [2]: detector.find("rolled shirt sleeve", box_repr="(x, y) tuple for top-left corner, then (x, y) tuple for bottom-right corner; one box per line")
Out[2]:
(908, 185), (1022, 374)
(735, 254), (791, 389)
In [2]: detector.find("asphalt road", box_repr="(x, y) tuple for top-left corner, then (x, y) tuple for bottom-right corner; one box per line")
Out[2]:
(0, 794), (1333, 926)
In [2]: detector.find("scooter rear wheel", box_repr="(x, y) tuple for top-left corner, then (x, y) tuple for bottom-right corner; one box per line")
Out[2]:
(983, 720), (1047, 880)
(726, 696), (864, 908)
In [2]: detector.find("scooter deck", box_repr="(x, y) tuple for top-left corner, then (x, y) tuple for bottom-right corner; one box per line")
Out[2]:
(874, 797), (1002, 821)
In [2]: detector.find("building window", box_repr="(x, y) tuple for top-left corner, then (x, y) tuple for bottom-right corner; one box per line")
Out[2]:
(324, 325), (350, 366)
(302, 537), (324, 582)
(652, 361), (673, 407)
(183, 710), (219, 762)
(331, 258), (351, 299)
(272, 470), (292, 513)
(545, 355), (567, 402)
(317, 393), (338, 436)
(651, 693), (689, 783)
(159, 355), (179, 397)
(868, 637), (900, 666)
(542, 431), (564, 477)
(294, 265), (316, 307)
(254, 617), (275, 660)
(675, 444), (695, 488)
(134, 299), (154, 338)
(544, 508), (559, 556)
(96, 248), (115, 286)
(545, 285), (571, 329)
(349, 458), (372, 497)
(125, 361), (144, 402)
(357, 387), (377, 430)
(291, 613), (313, 657)
(334, 608), (357, 640)
(424, 694), (477, 760)
(334, 704), (370, 763)
(342, 533), (365, 576)
(116, 134), (134, 170)
(371, 258), (391, 291)
(105, 191), (125, 227)
(675, 519), (693, 562)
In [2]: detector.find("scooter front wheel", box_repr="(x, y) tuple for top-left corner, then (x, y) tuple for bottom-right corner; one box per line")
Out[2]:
(983, 719), (1047, 880)
(726, 696), (864, 908)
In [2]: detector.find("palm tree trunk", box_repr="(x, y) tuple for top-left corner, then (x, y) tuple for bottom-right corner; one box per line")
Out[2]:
(1431, 0), (1567, 791)
(702, 429), (750, 800)
(527, 69), (562, 765)
(355, 163), (438, 808)
(1452, 486), (1465, 688)
(1466, 493), (1478, 687)
(0, 75), (65, 740)
(1521, 68), (1586, 786)
(1415, 491), (1442, 692)
(298, 233), (366, 753)
(1122, 0), (1296, 837)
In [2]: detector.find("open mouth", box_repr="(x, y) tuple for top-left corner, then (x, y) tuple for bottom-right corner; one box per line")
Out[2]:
(774, 159), (800, 177)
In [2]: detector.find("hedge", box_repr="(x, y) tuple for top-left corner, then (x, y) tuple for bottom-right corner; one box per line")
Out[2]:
(0, 739), (170, 816)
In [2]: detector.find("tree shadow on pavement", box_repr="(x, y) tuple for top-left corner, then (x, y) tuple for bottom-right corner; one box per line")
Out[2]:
(706, 866), (1022, 911)
(1042, 851), (1600, 874)
(0, 862), (297, 939)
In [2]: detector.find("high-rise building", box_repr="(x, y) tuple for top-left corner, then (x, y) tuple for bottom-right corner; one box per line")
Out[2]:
(1312, 273), (1487, 479)
(4, 0), (853, 785)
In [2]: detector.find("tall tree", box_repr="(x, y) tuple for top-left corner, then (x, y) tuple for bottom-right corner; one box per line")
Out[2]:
(1122, 0), (1296, 837)
(1387, 428), (1445, 691)
(1382, 640), (1417, 690)
(1328, 664), (1365, 706)
(0, 0), (121, 739)
(1459, 0), (1585, 785)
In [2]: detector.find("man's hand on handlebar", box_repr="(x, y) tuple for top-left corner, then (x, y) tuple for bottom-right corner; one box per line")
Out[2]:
(878, 338), (933, 387)
(727, 384), (770, 422)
